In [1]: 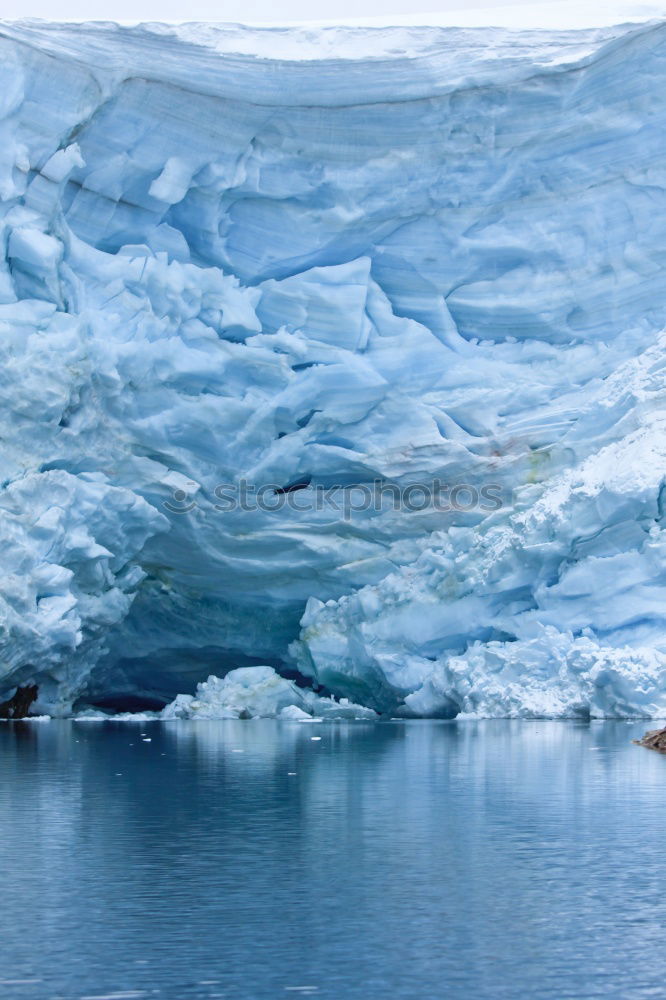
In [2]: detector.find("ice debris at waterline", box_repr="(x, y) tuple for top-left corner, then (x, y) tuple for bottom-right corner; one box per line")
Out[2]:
(163, 667), (378, 720)
(2, 14), (666, 718)
(74, 667), (377, 720)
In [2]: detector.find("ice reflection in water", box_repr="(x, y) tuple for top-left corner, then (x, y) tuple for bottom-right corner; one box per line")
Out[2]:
(1, 719), (665, 999)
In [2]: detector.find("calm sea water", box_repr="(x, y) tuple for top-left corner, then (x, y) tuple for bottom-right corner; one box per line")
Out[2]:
(1, 719), (665, 1000)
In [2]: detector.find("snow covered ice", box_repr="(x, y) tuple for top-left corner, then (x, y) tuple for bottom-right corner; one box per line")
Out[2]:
(161, 667), (377, 720)
(1, 11), (666, 717)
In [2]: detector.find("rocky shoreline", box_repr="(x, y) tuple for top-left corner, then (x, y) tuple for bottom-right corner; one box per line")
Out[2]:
(633, 727), (666, 752)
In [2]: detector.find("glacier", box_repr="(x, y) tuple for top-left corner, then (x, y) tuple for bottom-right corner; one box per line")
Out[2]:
(1, 13), (666, 717)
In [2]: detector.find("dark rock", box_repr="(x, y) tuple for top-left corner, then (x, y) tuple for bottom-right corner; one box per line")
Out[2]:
(0, 684), (39, 720)
(633, 726), (666, 752)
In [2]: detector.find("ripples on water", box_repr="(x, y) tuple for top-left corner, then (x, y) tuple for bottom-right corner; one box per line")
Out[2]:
(1, 719), (665, 999)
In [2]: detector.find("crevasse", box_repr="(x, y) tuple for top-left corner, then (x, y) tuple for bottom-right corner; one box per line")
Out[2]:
(1, 15), (666, 717)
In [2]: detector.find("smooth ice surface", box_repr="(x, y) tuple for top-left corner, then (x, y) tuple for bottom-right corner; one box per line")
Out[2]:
(1, 15), (666, 715)
(2, 719), (666, 998)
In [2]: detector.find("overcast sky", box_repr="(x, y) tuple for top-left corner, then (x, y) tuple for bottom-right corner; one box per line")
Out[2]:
(1, 0), (552, 25)
(0, 0), (660, 31)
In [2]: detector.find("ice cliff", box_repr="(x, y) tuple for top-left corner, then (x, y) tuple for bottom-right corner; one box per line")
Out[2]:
(1, 13), (666, 717)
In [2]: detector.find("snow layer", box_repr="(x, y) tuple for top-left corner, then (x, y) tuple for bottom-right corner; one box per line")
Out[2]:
(0, 15), (666, 716)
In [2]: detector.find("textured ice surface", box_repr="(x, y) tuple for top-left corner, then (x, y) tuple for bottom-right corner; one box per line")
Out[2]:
(73, 666), (377, 720)
(161, 666), (378, 720)
(1, 15), (666, 716)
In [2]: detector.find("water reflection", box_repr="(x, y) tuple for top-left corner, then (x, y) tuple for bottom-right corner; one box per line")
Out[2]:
(0, 719), (664, 999)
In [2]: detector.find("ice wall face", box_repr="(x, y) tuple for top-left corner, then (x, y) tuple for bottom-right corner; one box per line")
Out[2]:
(1, 17), (666, 715)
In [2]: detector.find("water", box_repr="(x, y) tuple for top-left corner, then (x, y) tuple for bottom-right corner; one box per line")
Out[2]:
(1, 719), (666, 1000)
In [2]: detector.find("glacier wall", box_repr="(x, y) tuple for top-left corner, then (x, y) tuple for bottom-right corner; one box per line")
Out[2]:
(1, 16), (666, 715)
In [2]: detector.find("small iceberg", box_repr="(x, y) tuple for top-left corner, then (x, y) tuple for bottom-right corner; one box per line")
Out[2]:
(160, 666), (377, 721)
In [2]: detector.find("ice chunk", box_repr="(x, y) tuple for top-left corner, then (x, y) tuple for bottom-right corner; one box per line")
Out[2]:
(279, 704), (313, 721)
(160, 667), (377, 720)
(8, 228), (62, 269)
(149, 157), (196, 205)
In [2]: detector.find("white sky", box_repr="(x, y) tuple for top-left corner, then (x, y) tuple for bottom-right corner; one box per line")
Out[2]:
(0, 0), (651, 25)
(0, 0), (526, 21)
(0, 0), (662, 28)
